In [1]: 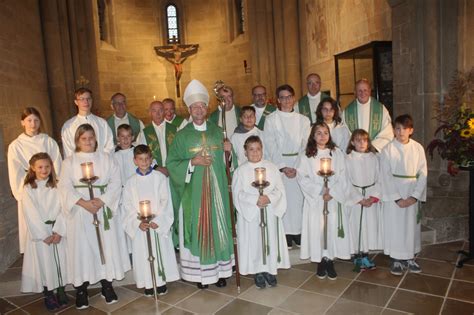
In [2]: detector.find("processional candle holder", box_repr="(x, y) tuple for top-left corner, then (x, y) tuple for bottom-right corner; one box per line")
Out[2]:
(251, 167), (271, 265)
(79, 162), (106, 265)
(317, 158), (334, 251)
(137, 200), (158, 300)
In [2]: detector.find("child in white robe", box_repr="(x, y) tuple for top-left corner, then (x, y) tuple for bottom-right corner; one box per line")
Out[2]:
(123, 145), (180, 296)
(230, 106), (264, 165)
(58, 123), (131, 310)
(315, 97), (351, 152)
(380, 114), (427, 276)
(114, 124), (136, 256)
(7, 107), (62, 254)
(296, 122), (351, 280)
(345, 129), (382, 271)
(21, 152), (68, 311)
(232, 136), (290, 288)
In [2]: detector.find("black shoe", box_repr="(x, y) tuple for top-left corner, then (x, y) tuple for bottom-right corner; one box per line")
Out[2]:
(316, 260), (327, 279)
(56, 286), (69, 306)
(144, 288), (154, 297)
(157, 285), (168, 295)
(75, 289), (89, 310)
(197, 283), (209, 289)
(263, 272), (277, 287)
(254, 273), (266, 289)
(215, 278), (227, 287)
(326, 259), (337, 280)
(44, 292), (60, 311)
(286, 235), (293, 249)
(101, 285), (118, 304)
(294, 234), (301, 248)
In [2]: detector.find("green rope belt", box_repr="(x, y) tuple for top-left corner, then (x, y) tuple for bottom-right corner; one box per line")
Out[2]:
(281, 152), (298, 157)
(153, 230), (166, 281)
(392, 174), (419, 179)
(45, 220), (63, 287)
(337, 202), (344, 238)
(73, 184), (113, 230)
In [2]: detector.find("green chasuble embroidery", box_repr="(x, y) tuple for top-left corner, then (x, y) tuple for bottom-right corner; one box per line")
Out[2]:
(166, 121), (237, 265)
(344, 98), (383, 140)
(256, 104), (276, 130)
(298, 92), (329, 124)
(143, 123), (177, 167)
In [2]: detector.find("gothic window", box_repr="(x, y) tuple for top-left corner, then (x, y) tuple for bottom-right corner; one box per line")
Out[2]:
(97, 0), (107, 41)
(235, 0), (244, 35)
(166, 4), (180, 43)
(97, 0), (116, 46)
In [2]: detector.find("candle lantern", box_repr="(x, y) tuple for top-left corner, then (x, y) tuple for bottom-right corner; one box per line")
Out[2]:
(139, 200), (152, 218)
(251, 168), (270, 265)
(319, 157), (332, 176)
(254, 167), (266, 185)
(317, 157), (335, 252)
(80, 162), (95, 179)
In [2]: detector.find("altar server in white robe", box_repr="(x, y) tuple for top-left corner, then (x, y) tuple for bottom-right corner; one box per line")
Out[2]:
(232, 136), (290, 288)
(58, 124), (130, 310)
(21, 153), (68, 311)
(264, 84), (310, 249)
(315, 97), (351, 152)
(380, 114), (427, 276)
(61, 87), (114, 158)
(8, 107), (62, 254)
(123, 145), (180, 296)
(296, 122), (351, 280)
(230, 106), (264, 165)
(345, 129), (382, 271)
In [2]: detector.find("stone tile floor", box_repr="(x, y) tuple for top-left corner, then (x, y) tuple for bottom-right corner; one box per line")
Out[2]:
(1, 241), (473, 314)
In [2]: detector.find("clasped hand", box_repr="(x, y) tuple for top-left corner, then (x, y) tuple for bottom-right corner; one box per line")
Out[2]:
(139, 221), (159, 231)
(43, 232), (62, 245)
(257, 195), (271, 208)
(78, 198), (105, 214)
(396, 197), (417, 208)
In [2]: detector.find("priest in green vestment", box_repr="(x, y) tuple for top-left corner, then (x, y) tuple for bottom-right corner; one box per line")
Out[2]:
(342, 78), (393, 152)
(209, 85), (240, 138)
(163, 97), (186, 129)
(106, 92), (144, 144)
(167, 79), (236, 288)
(250, 85), (276, 130)
(296, 73), (329, 124)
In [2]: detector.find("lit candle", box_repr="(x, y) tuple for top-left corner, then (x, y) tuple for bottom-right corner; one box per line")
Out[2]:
(153, 95), (156, 101)
(139, 200), (152, 217)
(80, 162), (94, 179)
(320, 157), (332, 175)
(254, 167), (266, 185)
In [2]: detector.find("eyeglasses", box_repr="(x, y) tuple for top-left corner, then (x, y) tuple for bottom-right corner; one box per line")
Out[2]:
(278, 95), (294, 102)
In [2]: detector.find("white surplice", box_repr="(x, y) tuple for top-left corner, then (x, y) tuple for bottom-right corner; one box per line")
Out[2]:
(122, 171), (180, 288)
(61, 114), (114, 158)
(328, 121), (351, 153)
(263, 110), (310, 235)
(21, 181), (67, 293)
(232, 160), (290, 275)
(345, 151), (383, 253)
(230, 127), (264, 166)
(58, 151), (130, 286)
(7, 133), (62, 253)
(380, 139), (427, 260)
(296, 148), (351, 261)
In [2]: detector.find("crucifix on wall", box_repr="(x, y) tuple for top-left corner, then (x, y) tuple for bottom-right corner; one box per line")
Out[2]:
(154, 38), (199, 97)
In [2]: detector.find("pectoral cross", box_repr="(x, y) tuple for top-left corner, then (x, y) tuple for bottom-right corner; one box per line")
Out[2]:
(189, 134), (220, 158)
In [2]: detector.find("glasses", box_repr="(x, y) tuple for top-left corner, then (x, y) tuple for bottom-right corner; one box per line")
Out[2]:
(278, 95), (294, 102)
(77, 97), (92, 102)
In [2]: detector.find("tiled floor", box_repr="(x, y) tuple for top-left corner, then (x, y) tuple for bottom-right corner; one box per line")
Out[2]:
(1, 241), (474, 314)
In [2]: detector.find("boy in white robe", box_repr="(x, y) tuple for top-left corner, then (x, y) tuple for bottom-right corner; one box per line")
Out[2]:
(123, 145), (180, 296)
(296, 123), (352, 280)
(230, 106), (264, 165)
(380, 114), (427, 276)
(232, 136), (290, 288)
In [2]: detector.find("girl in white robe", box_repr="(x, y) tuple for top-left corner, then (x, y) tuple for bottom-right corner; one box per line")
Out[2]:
(380, 115), (427, 276)
(345, 129), (382, 271)
(7, 107), (62, 253)
(315, 97), (351, 152)
(21, 152), (68, 311)
(232, 136), (290, 288)
(58, 124), (130, 309)
(123, 145), (180, 295)
(296, 122), (351, 280)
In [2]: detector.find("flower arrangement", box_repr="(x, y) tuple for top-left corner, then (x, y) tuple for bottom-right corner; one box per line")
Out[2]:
(427, 68), (474, 175)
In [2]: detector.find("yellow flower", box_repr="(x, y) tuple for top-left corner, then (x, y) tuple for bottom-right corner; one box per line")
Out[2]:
(460, 128), (473, 138)
(468, 118), (474, 130)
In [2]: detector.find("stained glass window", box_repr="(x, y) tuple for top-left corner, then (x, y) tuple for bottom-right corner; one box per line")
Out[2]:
(166, 4), (179, 43)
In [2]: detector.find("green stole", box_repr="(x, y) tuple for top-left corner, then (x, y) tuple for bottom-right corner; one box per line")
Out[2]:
(107, 113), (141, 144)
(209, 105), (241, 126)
(256, 104), (276, 130)
(169, 115), (185, 128)
(143, 122), (177, 167)
(298, 92), (329, 124)
(344, 98), (384, 140)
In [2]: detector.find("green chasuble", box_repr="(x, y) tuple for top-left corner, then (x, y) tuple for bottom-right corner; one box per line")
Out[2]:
(298, 92), (330, 124)
(255, 104), (276, 130)
(344, 98), (383, 140)
(169, 115), (185, 128)
(142, 122), (177, 167)
(166, 121), (237, 264)
(209, 105), (241, 125)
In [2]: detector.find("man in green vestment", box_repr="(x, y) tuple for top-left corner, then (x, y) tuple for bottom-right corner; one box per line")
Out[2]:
(296, 73), (330, 124)
(250, 85), (276, 130)
(342, 79), (393, 152)
(106, 92), (144, 144)
(163, 98), (186, 129)
(167, 79), (235, 289)
(209, 85), (241, 138)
